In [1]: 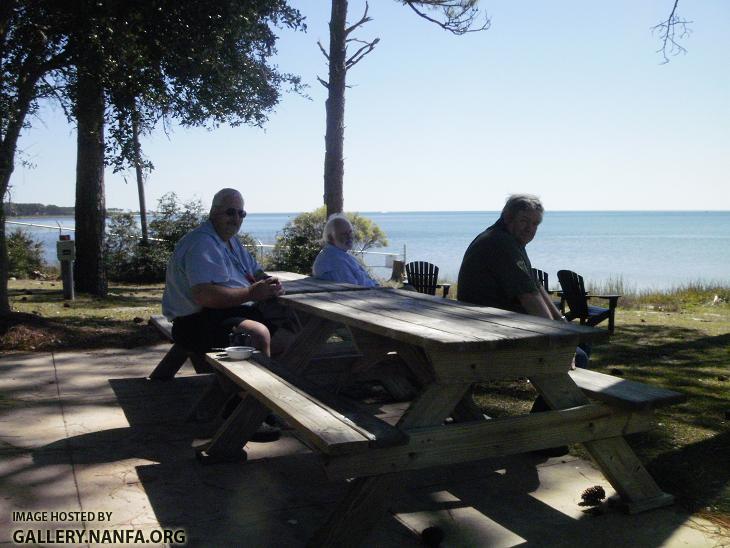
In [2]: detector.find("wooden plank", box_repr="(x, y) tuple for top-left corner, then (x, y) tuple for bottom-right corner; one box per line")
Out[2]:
(258, 355), (408, 449)
(198, 392), (270, 461)
(208, 357), (369, 454)
(279, 291), (474, 347)
(569, 369), (687, 410)
(583, 437), (674, 510)
(425, 347), (576, 383)
(266, 271), (308, 281)
(309, 474), (397, 548)
(278, 316), (340, 374)
(149, 315), (173, 341)
(396, 289), (607, 343)
(148, 343), (189, 380)
(281, 276), (367, 295)
(327, 290), (537, 346)
(323, 403), (654, 480)
(395, 343), (437, 387)
(206, 354), (406, 454)
(529, 371), (591, 409)
(397, 383), (470, 429)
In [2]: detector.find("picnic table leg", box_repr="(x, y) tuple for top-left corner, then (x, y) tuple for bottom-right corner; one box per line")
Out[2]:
(196, 393), (269, 464)
(530, 371), (673, 512)
(148, 343), (189, 380)
(311, 379), (467, 545)
(185, 374), (227, 422)
(307, 474), (397, 548)
(583, 437), (674, 513)
(345, 330), (418, 400)
(278, 316), (339, 374)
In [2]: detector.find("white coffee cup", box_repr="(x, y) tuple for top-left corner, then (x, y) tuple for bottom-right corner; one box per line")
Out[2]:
(224, 346), (255, 360)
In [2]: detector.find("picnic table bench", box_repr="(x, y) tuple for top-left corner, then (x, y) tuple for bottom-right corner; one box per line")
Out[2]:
(197, 287), (685, 546)
(198, 352), (406, 462)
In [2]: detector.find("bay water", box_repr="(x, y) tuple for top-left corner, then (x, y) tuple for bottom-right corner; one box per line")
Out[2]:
(7, 211), (729, 291)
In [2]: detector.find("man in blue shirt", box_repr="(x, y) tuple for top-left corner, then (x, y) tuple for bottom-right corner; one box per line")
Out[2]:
(162, 188), (283, 356)
(312, 214), (378, 287)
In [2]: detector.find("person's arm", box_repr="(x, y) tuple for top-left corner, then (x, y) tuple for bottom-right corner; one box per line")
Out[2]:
(538, 285), (563, 320)
(191, 277), (283, 308)
(517, 291), (554, 319)
(519, 286), (566, 321)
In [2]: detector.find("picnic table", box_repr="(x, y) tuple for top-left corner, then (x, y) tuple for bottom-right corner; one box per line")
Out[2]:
(198, 287), (682, 546)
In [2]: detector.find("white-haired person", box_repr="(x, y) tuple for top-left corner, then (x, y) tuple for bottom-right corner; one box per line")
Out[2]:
(312, 214), (379, 287)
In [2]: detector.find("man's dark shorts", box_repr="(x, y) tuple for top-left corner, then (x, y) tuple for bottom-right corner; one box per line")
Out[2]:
(171, 305), (272, 353)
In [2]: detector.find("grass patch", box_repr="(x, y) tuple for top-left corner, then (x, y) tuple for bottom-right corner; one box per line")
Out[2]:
(2, 279), (165, 351)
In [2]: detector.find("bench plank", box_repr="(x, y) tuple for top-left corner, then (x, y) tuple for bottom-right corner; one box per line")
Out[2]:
(149, 315), (173, 341)
(206, 354), (407, 455)
(570, 368), (686, 410)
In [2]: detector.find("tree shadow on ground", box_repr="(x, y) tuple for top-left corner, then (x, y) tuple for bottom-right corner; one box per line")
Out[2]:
(8, 286), (162, 309)
(0, 313), (164, 351)
(591, 323), (730, 427)
(641, 430), (730, 515)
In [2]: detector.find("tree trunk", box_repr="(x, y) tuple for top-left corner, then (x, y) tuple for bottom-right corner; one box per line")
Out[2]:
(323, 0), (348, 217)
(0, 206), (8, 315)
(132, 106), (148, 244)
(73, 68), (107, 296)
(0, 72), (38, 315)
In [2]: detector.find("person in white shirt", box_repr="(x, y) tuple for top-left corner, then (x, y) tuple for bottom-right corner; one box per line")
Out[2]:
(312, 214), (378, 287)
(162, 188), (283, 356)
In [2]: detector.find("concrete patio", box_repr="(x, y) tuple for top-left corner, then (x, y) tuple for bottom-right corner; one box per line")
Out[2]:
(0, 345), (726, 547)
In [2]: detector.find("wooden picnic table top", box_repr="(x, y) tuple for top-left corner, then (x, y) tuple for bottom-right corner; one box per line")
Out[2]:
(278, 275), (370, 295)
(278, 287), (608, 352)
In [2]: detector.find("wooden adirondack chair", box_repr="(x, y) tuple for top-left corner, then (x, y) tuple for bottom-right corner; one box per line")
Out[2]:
(532, 268), (549, 291)
(405, 261), (450, 298)
(532, 267), (564, 311)
(557, 269), (621, 334)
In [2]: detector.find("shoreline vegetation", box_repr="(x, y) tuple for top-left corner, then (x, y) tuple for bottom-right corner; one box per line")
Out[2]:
(1, 277), (729, 531)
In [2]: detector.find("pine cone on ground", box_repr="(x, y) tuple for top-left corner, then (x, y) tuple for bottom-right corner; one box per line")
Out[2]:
(580, 485), (606, 506)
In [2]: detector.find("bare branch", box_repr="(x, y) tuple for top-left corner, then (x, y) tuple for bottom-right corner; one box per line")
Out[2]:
(404, 0), (490, 35)
(316, 75), (329, 89)
(345, 1), (372, 36)
(651, 0), (692, 64)
(346, 38), (379, 70)
(317, 39), (329, 61)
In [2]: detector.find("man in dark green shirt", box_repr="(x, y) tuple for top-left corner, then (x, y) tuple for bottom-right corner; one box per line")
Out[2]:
(458, 194), (563, 319)
(459, 195), (587, 456)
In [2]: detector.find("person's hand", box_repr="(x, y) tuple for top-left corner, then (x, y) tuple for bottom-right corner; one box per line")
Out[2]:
(250, 277), (284, 301)
(268, 276), (284, 296)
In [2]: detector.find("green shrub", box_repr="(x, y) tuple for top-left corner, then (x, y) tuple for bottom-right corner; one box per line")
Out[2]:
(104, 194), (262, 282)
(269, 206), (388, 274)
(7, 229), (45, 278)
(105, 193), (204, 282)
(149, 192), (205, 253)
(105, 212), (169, 282)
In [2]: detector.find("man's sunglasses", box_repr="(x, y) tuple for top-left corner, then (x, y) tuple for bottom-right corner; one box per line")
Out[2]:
(224, 208), (247, 219)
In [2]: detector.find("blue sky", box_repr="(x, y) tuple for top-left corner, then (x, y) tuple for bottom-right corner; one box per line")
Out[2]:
(9, 1), (730, 212)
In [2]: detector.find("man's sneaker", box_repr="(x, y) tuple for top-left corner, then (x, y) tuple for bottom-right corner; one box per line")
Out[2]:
(251, 422), (281, 442)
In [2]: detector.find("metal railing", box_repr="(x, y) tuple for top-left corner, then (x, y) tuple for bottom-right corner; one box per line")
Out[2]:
(6, 220), (403, 269)
(6, 220), (75, 234)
